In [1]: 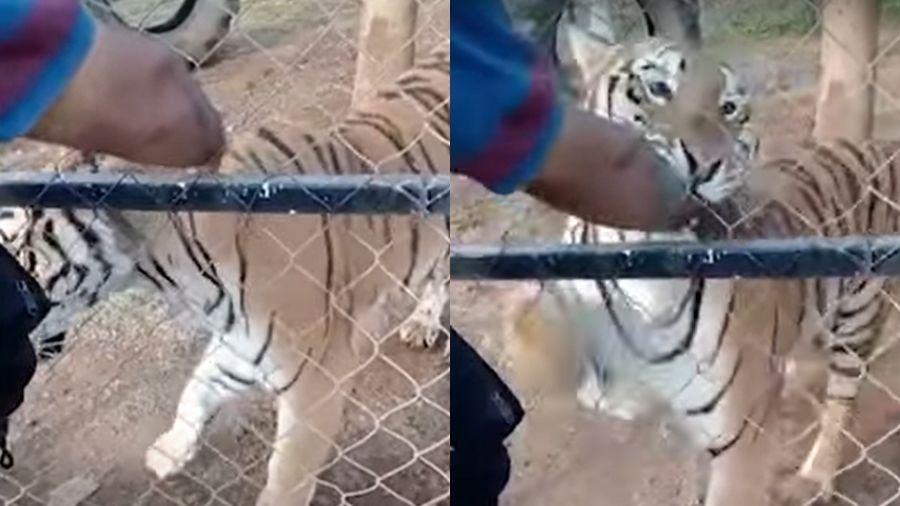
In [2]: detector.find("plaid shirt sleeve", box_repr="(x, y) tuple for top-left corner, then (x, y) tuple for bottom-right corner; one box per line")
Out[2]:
(0, 0), (95, 140)
(450, 0), (563, 195)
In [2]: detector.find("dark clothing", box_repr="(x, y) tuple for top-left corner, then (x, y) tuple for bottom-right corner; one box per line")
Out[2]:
(451, 327), (524, 505)
(450, 1), (557, 502)
(0, 246), (50, 469)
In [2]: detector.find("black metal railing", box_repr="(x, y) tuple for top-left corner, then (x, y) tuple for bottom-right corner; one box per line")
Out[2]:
(451, 235), (900, 280)
(0, 172), (449, 215)
(8, 173), (899, 281)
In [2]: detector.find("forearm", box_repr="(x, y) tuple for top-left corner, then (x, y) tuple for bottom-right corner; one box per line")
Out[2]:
(26, 24), (224, 167)
(524, 107), (692, 230)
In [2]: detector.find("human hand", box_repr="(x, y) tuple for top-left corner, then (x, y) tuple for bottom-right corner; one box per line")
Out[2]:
(27, 23), (225, 168)
(525, 107), (691, 231)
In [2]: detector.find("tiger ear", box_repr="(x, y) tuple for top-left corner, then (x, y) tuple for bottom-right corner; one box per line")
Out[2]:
(555, 6), (620, 85)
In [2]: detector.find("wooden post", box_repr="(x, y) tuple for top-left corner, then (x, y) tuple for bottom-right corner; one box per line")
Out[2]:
(813, 0), (880, 142)
(351, 0), (418, 107)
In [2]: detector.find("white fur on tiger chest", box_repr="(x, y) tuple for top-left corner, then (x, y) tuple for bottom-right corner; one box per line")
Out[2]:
(557, 272), (736, 446)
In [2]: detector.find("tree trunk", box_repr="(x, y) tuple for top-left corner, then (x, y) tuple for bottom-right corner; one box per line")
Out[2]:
(351, 0), (418, 107)
(813, 0), (880, 143)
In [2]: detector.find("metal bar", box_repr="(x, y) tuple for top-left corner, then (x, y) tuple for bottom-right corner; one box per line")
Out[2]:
(450, 235), (900, 280)
(0, 172), (449, 215)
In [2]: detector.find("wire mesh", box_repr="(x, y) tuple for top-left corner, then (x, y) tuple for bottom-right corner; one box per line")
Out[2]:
(450, 1), (900, 505)
(0, 1), (449, 505)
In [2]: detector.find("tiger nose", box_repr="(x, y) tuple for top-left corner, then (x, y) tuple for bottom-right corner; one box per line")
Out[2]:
(688, 119), (733, 168)
(694, 147), (729, 174)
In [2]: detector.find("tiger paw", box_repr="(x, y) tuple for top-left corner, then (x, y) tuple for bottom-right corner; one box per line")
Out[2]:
(398, 319), (449, 358)
(145, 426), (200, 479)
(575, 373), (607, 414)
(399, 316), (440, 345)
(398, 281), (447, 352)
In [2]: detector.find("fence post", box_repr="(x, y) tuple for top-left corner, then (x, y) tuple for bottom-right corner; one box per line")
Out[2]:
(814, 0), (881, 143)
(351, 0), (418, 107)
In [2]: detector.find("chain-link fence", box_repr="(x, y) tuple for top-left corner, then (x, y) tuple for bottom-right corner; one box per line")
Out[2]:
(450, 1), (900, 505)
(0, 1), (449, 505)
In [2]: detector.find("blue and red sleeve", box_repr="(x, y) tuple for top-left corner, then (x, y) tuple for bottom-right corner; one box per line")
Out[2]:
(0, 0), (96, 140)
(450, 0), (563, 195)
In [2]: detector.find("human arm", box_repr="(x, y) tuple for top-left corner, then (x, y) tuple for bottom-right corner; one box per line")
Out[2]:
(0, 0), (225, 449)
(0, 0), (224, 167)
(450, 0), (693, 231)
(524, 107), (693, 230)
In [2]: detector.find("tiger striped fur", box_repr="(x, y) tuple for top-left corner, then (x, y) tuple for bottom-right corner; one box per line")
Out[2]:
(739, 139), (900, 499)
(0, 46), (448, 506)
(551, 138), (900, 504)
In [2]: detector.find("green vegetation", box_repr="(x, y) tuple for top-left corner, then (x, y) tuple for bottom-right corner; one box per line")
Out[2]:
(707, 0), (900, 41)
(506, 0), (900, 44)
(885, 0), (900, 20)
(513, 3), (560, 26)
(706, 2), (819, 40)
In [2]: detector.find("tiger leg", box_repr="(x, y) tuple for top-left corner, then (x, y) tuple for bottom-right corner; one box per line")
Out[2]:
(797, 367), (858, 495)
(800, 280), (884, 493)
(145, 338), (257, 479)
(256, 369), (346, 506)
(702, 388), (780, 505)
(256, 324), (358, 506)
(703, 424), (775, 506)
(694, 332), (782, 506)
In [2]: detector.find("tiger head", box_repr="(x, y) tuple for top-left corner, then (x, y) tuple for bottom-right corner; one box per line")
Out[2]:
(558, 25), (758, 222)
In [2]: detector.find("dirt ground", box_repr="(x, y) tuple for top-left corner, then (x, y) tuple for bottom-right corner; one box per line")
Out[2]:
(450, 24), (900, 506)
(0, 1), (449, 505)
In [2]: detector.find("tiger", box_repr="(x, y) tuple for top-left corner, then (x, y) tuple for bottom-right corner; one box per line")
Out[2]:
(511, 7), (900, 504)
(0, 46), (449, 506)
(83, 0), (238, 67)
(506, 6), (770, 506)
